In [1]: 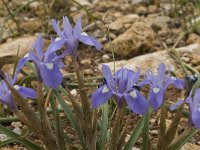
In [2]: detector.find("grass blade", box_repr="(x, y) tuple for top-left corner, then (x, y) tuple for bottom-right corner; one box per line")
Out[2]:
(142, 108), (151, 150)
(124, 116), (145, 150)
(53, 90), (86, 149)
(99, 102), (109, 149)
(0, 124), (42, 150)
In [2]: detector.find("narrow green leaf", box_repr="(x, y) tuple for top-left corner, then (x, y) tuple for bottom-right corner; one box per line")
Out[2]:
(25, 62), (36, 73)
(99, 102), (109, 149)
(53, 90), (86, 149)
(124, 116), (145, 150)
(50, 97), (66, 150)
(142, 108), (151, 150)
(0, 138), (15, 147)
(0, 124), (42, 150)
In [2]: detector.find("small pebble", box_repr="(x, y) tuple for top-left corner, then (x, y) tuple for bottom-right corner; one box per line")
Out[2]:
(166, 38), (173, 45)
(80, 59), (91, 65)
(0, 134), (9, 142)
(84, 69), (93, 75)
(102, 54), (110, 62)
(136, 6), (148, 16)
(181, 56), (190, 63)
(70, 89), (77, 97)
(148, 5), (158, 14)
(151, 130), (158, 135)
(11, 121), (22, 128)
(12, 127), (22, 135)
(70, 6), (78, 12)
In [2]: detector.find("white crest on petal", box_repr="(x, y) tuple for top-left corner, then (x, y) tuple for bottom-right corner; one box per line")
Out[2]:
(130, 90), (137, 98)
(24, 53), (29, 58)
(55, 37), (62, 41)
(153, 87), (160, 93)
(46, 63), (54, 70)
(102, 86), (109, 93)
(14, 85), (20, 90)
(171, 76), (176, 80)
(81, 32), (88, 36)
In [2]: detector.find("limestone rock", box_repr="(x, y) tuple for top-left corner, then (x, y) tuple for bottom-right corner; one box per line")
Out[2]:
(109, 14), (140, 31)
(136, 6), (148, 15)
(0, 36), (36, 67)
(105, 22), (154, 57)
(131, 0), (143, 4)
(187, 33), (200, 44)
(102, 44), (200, 73)
(74, 0), (92, 6)
(148, 5), (158, 14)
(181, 143), (200, 150)
(147, 15), (172, 29)
(21, 19), (42, 33)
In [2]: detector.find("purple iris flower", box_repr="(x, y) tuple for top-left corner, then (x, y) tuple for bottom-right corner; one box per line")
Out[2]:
(51, 16), (102, 58)
(16, 36), (66, 89)
(138, 63), (184, 110)
(170, 89), (200, 129)
(0, 75), (36, 110)
(91, 65), (148, 115)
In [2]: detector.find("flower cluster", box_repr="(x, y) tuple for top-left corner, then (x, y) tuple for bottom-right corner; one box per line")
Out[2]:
(15, 17), (102, 90)
(51, 17), (102, 58)
(92, 65), (148, 115)
(138, 63), (184, 110)
(0, 16), (102, 110)
(1, 15), (200, 132)
(92, 63), (184, 115)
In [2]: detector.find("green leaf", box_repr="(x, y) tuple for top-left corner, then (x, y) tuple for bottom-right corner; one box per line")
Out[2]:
(0, 138), (15, 147)
(0, 124), (42, 150)
(50, 97), (66, 150)
(99, 102), (109, 149)
(142, 108), (151, 150)
(53, 90), (86, 149)
(124, 116), (145, 150)
(20, 74), (37, 85)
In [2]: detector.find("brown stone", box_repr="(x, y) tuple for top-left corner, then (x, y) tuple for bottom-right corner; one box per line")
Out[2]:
(105, 22), (154, 57)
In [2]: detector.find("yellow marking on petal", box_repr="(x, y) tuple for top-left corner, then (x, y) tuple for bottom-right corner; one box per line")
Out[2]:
(46, 63), (54, 70)
(130, 90), (137, 98)
(153, 87), (160, 93)
(102, 86), (109, 93)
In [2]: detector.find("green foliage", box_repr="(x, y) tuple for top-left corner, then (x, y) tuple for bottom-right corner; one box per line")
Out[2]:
(0, 124), (42, 150)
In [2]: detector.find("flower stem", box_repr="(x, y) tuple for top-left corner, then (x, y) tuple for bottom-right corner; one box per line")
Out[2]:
(156, 105), (167, 150)
(110, 103), (126, 150)
(164, 100), (186, 149)
(73, 58), (94, 149)
(143, 108), (151, 150)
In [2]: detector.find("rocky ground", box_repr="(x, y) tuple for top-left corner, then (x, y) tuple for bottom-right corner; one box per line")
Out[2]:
(0, 0), (200, 149)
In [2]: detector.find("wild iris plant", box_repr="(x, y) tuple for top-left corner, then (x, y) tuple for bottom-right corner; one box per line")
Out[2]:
(0, 16), (200, 150)
(171, 88), (200, 128)
(0, 74), (36, 110)
(16, 35), (67, 89)
(51, 17), (102, 58)
(92, 65), (148, 115)
(138, 63), (184, 110)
